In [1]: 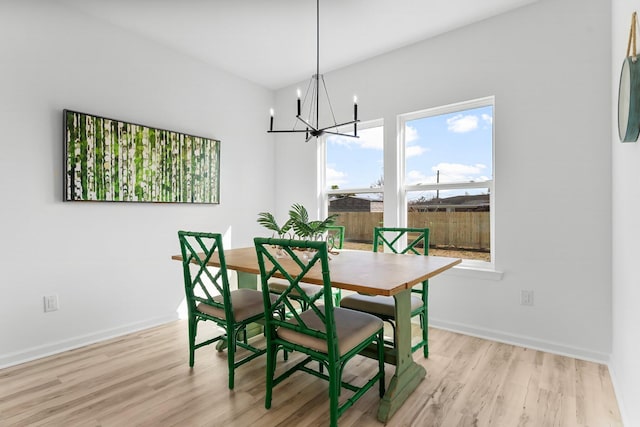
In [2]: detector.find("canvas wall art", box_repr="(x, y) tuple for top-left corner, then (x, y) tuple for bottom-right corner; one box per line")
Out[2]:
(64, 110), (220, 204)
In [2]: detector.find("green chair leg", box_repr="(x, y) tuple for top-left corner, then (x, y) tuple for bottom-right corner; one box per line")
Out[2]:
(227, 332), (236, 390)
(328, 364), (339, 427)
(333, 289), (342, 306)
(422, 284), (429, 358)
(422, 313), (429, 358)
(188, 317), (196, 367)
(265, 345), (276, 409)
(378, 330), (385, 397)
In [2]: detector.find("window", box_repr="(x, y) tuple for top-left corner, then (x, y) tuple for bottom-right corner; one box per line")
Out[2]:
(319, 97), (495, 266)
(321, 120), (384, 250)
(400, 97), (494, 262)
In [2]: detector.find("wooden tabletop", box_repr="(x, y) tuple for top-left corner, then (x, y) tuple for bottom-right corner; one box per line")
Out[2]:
(173, 247), (461, 297)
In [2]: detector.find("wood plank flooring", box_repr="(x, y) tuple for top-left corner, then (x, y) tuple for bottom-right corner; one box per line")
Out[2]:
(0, 321), (622, 426)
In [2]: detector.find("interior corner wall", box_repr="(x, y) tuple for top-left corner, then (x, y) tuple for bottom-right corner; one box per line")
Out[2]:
(611, 1), (640, 425)
(0, 1), (276, 367)
(274, 0), (612, 362)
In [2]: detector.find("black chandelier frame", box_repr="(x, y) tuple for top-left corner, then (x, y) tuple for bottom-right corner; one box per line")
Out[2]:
(268, 0), (359, 141)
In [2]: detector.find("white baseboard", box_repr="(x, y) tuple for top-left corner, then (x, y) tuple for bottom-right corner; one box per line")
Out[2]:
(430, 318), (610, 364)
(607, 363), (630, 427)
(0, 314), (178, 369)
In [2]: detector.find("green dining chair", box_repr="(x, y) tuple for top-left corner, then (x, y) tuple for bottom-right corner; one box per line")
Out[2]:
(178, 231), (273, 389)
(339, 227), (431, 358)
(267, 225), (345, 308)
(254, 237), (385, 427)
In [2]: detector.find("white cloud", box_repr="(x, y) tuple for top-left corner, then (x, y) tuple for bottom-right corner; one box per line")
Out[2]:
(328, 135), (356, 147)
(326, 167), (347, 187)
(406, 170), (434, 185)
(405, 125), (419, 143)
(405, 145), (427, 158)
(447, 114), (479, 133)
(327, 126), (383, 150)
(406, 162), (489, 185)
(481, 114), (493, 126)
(432, 162), (487, 182)
(359, 134), (383, 150)
(404, 125), (426, 158)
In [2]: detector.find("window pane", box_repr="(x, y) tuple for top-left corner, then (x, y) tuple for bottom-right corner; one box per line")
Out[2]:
(328, 193), (383, 251)
(326, 125), (384, 190)
(405, 105), (493, 185)
(407, 190), (490, 262)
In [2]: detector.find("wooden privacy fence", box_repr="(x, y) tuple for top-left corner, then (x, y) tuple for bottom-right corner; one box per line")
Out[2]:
(331, 211), (490, 251)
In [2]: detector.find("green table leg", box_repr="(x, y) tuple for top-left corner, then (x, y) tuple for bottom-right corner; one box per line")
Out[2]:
(236, 270), (259, 290)
(377, 288), (426, 422)
(216, 271), (264, 351)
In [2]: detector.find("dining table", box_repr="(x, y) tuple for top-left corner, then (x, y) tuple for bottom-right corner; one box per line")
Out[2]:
(172, 246), (461, 422)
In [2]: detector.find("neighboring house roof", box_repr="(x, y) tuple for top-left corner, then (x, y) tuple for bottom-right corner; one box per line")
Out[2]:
(415, 194), (489, 206)
(328, 195), (382, 202)
(329, 194), (489, 211)
(410, 194), (489, 211)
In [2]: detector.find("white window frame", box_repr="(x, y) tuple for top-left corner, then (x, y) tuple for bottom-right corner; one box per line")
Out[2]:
(318, 119), (384, 219)
(318, 98), (502, 279)
(398, 96), (496, 272)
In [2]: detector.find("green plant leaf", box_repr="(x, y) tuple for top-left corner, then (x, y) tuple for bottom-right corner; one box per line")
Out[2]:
(288, 203), (309, 224)
(257, 212), (291, 235)
(288, 203), (311, 238)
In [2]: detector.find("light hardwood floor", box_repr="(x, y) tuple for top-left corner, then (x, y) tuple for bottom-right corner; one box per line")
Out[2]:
(0, 321), (622, 426)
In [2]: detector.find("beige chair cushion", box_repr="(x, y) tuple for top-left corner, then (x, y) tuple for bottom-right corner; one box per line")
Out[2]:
(340, 294), (423, 318)
(277, 306), (383, 356)
(197, 289), (275, 322)
(268, 278), (323, 298)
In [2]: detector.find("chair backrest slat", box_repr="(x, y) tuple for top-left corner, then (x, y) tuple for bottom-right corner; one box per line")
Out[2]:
(326, 225), (345, 250)
(373, 227), (429, 256)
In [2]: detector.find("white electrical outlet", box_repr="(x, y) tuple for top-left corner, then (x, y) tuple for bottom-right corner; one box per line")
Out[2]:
(44, 295), (59, 312)
(520, 290), (534, 306)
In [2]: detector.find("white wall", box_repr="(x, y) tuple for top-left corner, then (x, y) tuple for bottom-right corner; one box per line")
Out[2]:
(0, 1), (276, 366)
(2, 1), (629, 419)
(275, 0), (612, 362)
(611, 0), (640, 425)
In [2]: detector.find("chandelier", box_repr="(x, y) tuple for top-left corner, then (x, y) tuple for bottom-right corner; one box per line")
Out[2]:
(268, 0), (359, 142)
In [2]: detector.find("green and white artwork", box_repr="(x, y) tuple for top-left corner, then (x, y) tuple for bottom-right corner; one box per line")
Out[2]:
(64, 110), (220, 204)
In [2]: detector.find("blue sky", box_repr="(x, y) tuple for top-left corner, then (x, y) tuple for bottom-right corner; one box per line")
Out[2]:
(326, 105), (493, 199)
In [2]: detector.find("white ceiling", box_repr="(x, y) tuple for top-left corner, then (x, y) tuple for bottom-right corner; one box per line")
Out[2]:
(60, 0), (537, 90)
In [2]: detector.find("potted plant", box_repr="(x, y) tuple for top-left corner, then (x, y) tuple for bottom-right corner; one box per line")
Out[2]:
(287, 203), (338, 241)
(257, 203), (339, 248)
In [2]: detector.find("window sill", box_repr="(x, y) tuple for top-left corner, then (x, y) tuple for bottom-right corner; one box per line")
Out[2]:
(441, 260), (504, 281)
